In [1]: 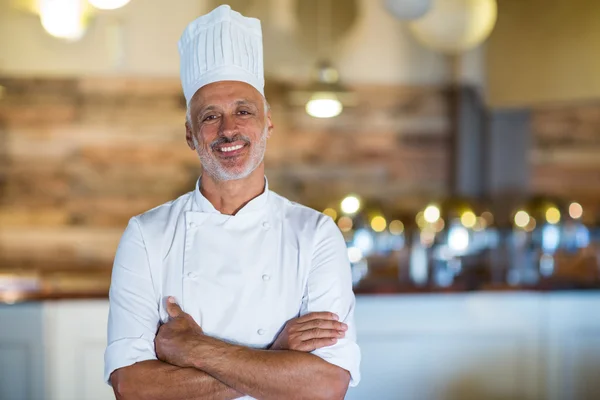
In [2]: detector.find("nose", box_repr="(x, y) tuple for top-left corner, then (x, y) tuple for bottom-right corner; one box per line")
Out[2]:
(219, 114), (237, 138)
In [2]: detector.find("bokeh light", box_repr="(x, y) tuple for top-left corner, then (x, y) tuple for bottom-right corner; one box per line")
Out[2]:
(323, 208), (338, 221)
(337, 216), (353, 232)
(460, 211), (477, 228)
(569, 202), (583, 219)
(514, 210), (530, 228)
(389, 220), (404, 235)
(546, 207), (561, 225)
(347, 247), (363, 263)
(424, 205), (441, 223)
(341, 196), (360, 214)
(370, 216), (387, 232)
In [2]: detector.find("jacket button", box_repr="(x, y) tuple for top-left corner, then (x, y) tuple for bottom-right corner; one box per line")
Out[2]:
(187, 272), (198, 280)
(257, 329), (265, 335)
(188, 221), (196, 229)
(262, 274), (270, 281)
(262, 221), (270, 230)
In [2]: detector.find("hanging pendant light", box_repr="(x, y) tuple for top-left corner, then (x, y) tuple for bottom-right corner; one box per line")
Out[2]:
(88, 0), (131, 10)
(305, 62), (344, 118)
(39, 0), (89, 41)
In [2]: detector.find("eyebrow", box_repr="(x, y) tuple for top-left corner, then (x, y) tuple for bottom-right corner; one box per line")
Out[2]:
(198, 99), (258, 114)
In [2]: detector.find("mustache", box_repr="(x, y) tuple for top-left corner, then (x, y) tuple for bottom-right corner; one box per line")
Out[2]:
(210, 134), (251, 150)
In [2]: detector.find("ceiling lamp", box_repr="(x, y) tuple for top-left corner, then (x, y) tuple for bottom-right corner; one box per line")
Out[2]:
(408, 0), (497, 54)
(288, 61), (357, 119)
(383, 0), (431, 20)
(304, 62), (348, 118)
(88, 0), (131, 10)
(39, 0), (90, 41)
(293, 0), (356, 119)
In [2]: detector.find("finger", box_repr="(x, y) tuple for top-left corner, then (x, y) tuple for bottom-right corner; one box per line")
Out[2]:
(166, 297), (183, 318)
(295, 319), (348, 332)
(298, 328), (345, 341)
(297, 337), (338, 352)
(296, 312), (339, 323)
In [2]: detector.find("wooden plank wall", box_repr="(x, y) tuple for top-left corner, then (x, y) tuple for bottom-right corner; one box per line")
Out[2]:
(0, 77), (450, 270)
(531, 100), (600, 222)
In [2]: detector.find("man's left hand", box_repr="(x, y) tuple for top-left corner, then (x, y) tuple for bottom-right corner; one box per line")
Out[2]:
(155, 297), (204, 368)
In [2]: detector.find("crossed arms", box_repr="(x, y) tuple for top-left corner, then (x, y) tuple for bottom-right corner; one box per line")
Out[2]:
(111, 298), (351, 400)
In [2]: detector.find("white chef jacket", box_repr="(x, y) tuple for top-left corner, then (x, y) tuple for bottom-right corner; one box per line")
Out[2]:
(104, 177), (361, 396)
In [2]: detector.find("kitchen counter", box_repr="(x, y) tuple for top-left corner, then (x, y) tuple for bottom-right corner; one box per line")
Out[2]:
(1, 267), (600, 304)
(1, 292), (599, 400)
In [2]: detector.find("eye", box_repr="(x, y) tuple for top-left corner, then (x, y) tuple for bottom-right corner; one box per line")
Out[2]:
(202, 114), (218, 122)
(237, 109), (253, 116)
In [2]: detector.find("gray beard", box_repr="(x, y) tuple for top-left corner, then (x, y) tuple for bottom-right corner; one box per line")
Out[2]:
(193, 125), (268, 182)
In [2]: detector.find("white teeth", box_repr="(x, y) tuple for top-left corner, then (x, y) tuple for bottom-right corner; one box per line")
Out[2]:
(220, 144), (244, 152)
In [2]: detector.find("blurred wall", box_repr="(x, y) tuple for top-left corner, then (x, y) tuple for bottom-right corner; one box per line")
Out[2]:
(0, 77), (450, 270)
(531, 101), (600, 213)
(487, 0), (600, 107)
(0, 0), (489, 270)
(0, 0), (484, 86)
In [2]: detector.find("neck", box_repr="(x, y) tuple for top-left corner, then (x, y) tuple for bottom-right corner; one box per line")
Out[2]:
(199, 165), (266, 215)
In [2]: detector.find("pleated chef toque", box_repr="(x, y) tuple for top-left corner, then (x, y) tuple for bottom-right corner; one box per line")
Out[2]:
(178, 4), (265, 105)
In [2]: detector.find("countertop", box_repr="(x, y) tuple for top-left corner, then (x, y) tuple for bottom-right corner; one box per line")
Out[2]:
(2, 268), (599, 304)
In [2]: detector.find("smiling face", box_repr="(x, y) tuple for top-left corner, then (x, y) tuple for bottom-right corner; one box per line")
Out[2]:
(186, 81), (273, 182)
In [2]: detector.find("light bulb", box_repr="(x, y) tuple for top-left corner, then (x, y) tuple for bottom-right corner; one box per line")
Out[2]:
(569, 202), (583, 219)
(514, 210), (530, 228)
(546, 207), (561, 225)
(389, 220), (404, 235)
(341, 196), (360, 215)
(423, 205), (440, 223)
(460, 211), (476, 228)
(305, 92), (343, 118)
(370, 216), (387, 232)
(88, 0), (131, 10)
(40, 0), (87, 41)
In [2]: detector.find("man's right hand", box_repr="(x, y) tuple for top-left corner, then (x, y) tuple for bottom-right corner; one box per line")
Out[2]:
(269, 312), (348, 352)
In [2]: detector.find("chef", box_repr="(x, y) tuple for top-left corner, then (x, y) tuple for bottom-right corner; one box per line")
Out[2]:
(104, 5), (360, 400)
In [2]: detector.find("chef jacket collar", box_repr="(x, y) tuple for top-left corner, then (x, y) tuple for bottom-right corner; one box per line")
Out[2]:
(193, 175), (270, 215)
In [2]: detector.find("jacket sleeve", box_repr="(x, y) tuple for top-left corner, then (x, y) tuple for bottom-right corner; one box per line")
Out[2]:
(103, 217), (160, 385)
(301, 215), (361, 387)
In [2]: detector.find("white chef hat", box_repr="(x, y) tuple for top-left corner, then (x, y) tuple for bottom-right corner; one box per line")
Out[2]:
(178, 4), (265, 106)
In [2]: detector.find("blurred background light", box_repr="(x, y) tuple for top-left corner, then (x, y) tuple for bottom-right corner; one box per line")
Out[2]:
(370, 216), (387, 232)
(383, 0), (431, 20)
(337, 216), (353, 232)
(424, 204), (441, 223)
(305, 93), (343, 118)
(545, 207), (561, 225)
(347, 246), (363, 263)
(39, 0), (88, 41)
(341, 195), (361, 215)
(88, 0), (131, 10)
(460, 211), (476, 228)
(353, 229), (375, 254)
(323, 207), (338, 220)
(514, 210), (530, 229)
(388, 220), (404, 235)
(408, 0), (498, 54)
(448, 224), (469, 252)
(569, 202), (583, 219)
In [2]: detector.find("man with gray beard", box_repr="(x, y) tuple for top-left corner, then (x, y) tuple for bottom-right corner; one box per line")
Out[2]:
(104, 5), (360, 400)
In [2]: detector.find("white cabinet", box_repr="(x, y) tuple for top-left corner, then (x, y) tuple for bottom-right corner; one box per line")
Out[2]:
(545, 294), (600, 400)
(0, 293), (598, 400)
(0, 303), (45, 400)
(44, 301), (113, 400)
(346, 294), (543, 400)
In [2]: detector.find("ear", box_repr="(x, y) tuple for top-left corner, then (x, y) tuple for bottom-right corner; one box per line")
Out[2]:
(185, 121), (195, 150)
(266, 109), (274, 139)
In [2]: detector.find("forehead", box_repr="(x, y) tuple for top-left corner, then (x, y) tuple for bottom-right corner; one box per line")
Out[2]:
(190, 81), (263, 111)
